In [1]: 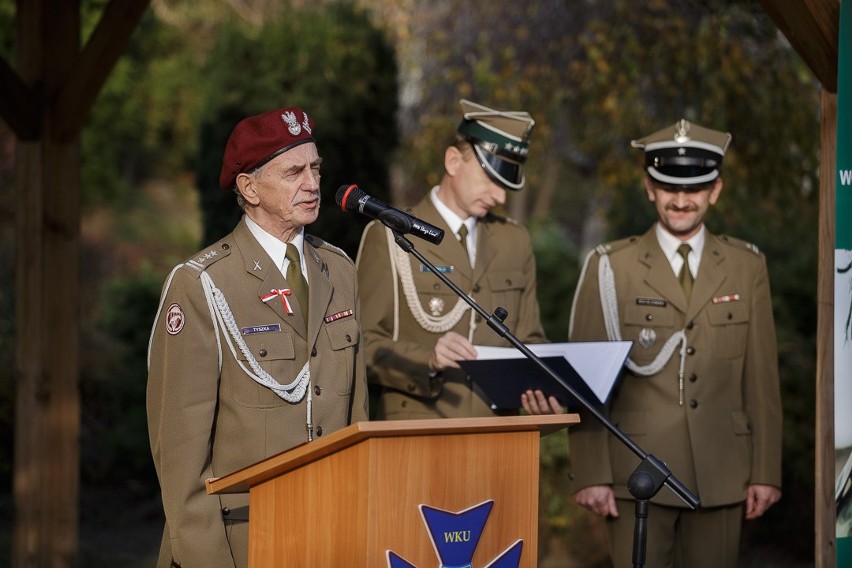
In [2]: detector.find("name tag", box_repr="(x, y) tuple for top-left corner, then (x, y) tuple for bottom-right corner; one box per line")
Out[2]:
(421, 264), (454, 274)
(636, 297), (667, 307)
(241, 324), (281, 335)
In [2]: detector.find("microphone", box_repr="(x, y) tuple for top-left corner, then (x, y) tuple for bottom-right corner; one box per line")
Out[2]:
(336, 184), (445, 245)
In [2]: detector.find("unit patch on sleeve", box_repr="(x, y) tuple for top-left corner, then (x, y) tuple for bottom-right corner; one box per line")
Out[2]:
(166, 303), (186, 335)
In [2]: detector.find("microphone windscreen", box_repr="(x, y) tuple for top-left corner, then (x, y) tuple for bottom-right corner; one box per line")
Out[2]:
(335, 184), (363, 212)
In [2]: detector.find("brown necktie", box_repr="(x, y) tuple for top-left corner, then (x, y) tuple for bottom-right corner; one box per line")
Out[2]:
(457, 224), (471, 266)
(677, 243), (694, 302)
(285, 243), (308, 313)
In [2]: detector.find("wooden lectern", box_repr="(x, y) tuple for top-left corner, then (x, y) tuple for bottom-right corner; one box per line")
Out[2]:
(206, 414), (578, 567)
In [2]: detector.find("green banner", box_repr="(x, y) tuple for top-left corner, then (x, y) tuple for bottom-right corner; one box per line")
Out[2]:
(839, 1), (852, 248)
(837, 2), (852, 566)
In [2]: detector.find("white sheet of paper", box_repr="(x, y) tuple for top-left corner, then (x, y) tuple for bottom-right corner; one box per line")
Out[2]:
(472, 341), (632, 404)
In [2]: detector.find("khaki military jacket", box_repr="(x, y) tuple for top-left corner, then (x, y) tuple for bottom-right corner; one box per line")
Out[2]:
(147, 217), (368, 568)
(567, 227), (782, 508)
(356, 194), (546, 419)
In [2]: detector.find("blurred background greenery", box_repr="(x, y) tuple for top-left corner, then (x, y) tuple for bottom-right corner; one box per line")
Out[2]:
(0, 0), (819, 565)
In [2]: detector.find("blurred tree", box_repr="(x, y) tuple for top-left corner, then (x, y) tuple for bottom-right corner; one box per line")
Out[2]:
(196, 1), (399, 258)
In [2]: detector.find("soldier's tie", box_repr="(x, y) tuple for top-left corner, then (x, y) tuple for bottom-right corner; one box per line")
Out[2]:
(286, 243), (308, 314)
(457, 224), (471, 266)
(677, 243), (694, 302)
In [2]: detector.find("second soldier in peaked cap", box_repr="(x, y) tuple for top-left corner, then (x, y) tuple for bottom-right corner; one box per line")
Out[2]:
(355, 98), (561, 421)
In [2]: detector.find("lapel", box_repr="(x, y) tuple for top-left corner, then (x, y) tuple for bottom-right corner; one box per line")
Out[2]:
(411, 197), (473, 284)
(689, 232), (726, 318)
(304, 238), (333, 350)
(636, 229), (689, 315)
(234, 219), (307, 339)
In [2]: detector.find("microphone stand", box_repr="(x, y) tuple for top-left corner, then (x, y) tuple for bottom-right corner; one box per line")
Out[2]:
(391, 231), (700, 568)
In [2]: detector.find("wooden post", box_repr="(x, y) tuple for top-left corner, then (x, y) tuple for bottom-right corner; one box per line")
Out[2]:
(7, 1), (151, 564)
(13, 2), (82, 565)
(815, 88), (837, 568)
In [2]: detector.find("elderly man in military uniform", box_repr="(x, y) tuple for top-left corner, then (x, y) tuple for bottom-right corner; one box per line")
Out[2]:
(356, 99), (559, 419)
(567, 119), (782, 568)
(147, 107), (368, 568)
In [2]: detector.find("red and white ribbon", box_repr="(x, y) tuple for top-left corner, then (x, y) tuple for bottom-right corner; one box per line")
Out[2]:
(261, 288), (294, 314)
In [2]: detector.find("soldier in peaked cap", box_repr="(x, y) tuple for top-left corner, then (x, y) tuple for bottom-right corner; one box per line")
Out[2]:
(355, 99), (562, 420)
(147, 107), (368, 568)
(567, 119), (782, 568)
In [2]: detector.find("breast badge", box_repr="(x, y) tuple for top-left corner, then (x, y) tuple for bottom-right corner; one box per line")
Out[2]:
(429, 297), (445, 316)
(638, 328), (657, 349)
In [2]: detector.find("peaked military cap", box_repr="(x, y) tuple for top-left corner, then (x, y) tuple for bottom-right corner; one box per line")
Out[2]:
(219, 107), (315, 189)
(457, 99), (535, 190)
(631, 119), (732, 188)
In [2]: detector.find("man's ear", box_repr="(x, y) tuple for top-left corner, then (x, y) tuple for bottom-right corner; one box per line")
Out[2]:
(643, 175), (657, 202)
(235, 172), (260, 205)
(444, 146), (463, 177)
(708, 178), (723, 205)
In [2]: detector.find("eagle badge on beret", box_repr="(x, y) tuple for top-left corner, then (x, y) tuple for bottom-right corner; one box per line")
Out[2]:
(281, 110), (303, 136)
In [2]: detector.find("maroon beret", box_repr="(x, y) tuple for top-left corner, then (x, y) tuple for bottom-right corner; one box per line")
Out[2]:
(219, 107), (316, 189)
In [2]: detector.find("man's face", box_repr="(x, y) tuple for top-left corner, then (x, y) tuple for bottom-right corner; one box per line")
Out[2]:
(239, 143), (322, 237)
(645, 176), (722, 240)
(442, 145), (507, 219)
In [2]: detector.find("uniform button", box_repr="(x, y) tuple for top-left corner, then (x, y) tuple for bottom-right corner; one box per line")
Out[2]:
(433, 283), (440, 290)
(686, 346), (696, 355)
(311, 346), (317, 357)
(407, 383), (416, 392)
(686, 321), (694, 330)
(727, 312), (733, 320)
(401, 400), (408, 407)
(473, 284), (481, 293)
(645, 314), (653, 321)
(475, 315), (482, 323)
(505, 279), (512, 286)
(314, 385), (322, 396)
(316, 426), (323, 436)
(258, 349), (267, 357)
(689, 373), (698, 383)
(689, 399), (698, 408)
(222, 243), (230, 250)
(222, 507), (231, 515)
(345, 334), (352, 342)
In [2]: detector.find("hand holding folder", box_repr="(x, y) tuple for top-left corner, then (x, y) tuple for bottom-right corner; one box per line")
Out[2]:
(458, 341), (632, 411)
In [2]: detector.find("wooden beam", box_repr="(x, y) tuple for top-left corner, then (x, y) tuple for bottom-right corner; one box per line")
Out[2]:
(758, 0), (840, 92)
(53, 0), (151, 141)
(0, 56), (40, 140)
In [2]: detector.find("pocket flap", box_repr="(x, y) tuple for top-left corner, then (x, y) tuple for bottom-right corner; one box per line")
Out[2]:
(325, 318), (359, 350)
(487, 270), (526, 292)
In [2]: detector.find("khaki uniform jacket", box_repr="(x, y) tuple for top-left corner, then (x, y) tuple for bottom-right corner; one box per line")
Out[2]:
(567, 228), (782, 508)
(147, 217), (368, 568)
(356, 194), (546, 419)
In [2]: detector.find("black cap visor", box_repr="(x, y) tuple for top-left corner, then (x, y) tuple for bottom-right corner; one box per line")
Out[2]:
(473, 144), (524, 190)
